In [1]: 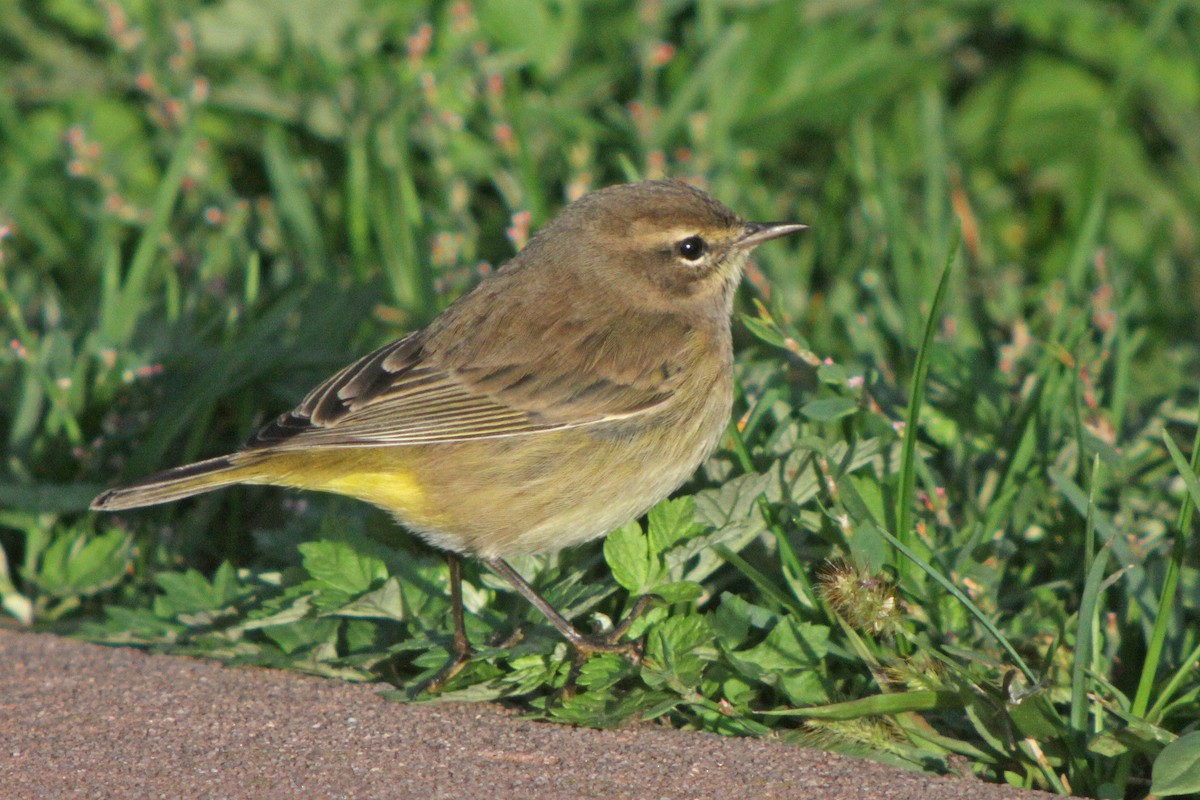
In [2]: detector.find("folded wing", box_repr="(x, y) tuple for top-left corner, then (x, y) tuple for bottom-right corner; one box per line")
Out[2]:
(246, 313), (686, 450)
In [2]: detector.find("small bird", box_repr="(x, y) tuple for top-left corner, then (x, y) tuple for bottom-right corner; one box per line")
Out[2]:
(92, 179), (804, 688)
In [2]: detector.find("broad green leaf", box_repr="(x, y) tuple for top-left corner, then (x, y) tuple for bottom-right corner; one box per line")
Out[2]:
(575, 653), (632, 693)
(740, 312), (788, 348)
(816, 362), (849, 385)
(550, 687), (662, 729)
(298, 540), (389, 596)
(236, 595), (314, 632)
(153, 565), (241, 617)
(261, 617), (340, 655)
(333, 577), (407, 621)
(55, 530), (132, 596)
(845, 475), (890, 572)
(647, 497), (700, 553)
(645, 614), (711, 688)
(801, 396), (858, 422)
(651, 581), (702, 604)
(1152, 732), (1200, 796)
(777, 670), (829, 706)
(711, 593), (778, 649)
(603, 520), (655, 593)
(31, 528), (126, 597)
(732, 618), (830, 674)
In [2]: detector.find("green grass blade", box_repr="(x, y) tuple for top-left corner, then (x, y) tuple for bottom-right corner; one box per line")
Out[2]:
(894, 226), (960, 581)
(724, 418), (817, 610)
(872, 520), (1037, 684)
(712, 544), (803, 617)
(759, 689), (960, 719)
(1132, 421), (1200, 719)
(263, 124), (327, 278)
(345, 128), (371, 279)
(104, 118), (200, 345)
(1148, 638), (1200, 721)
(1068, 458), (1109, 756)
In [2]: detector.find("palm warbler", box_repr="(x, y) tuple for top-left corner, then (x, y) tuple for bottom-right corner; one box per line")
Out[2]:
(92, 179), (804, 687)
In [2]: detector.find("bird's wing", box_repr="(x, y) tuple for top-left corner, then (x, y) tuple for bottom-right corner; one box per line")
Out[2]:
(246, 322), (684, 450)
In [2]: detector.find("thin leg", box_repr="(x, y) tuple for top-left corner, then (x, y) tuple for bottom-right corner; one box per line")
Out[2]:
(483, 557), (654, 663)
(606, 594), (658, 641)
(447, 552), (471, 658)
(414, 552), (475, 694)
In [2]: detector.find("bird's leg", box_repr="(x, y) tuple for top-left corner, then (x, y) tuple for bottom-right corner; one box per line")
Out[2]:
(414, 552), (476, 694)
(602, 593), (659, 645)
(483, 557), (655, 664)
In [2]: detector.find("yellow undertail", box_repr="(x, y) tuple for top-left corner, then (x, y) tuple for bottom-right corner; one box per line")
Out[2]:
(91, 448), (426, 517)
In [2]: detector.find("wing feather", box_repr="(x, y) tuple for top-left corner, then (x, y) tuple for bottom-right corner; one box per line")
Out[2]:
(246, 316), (685, 450)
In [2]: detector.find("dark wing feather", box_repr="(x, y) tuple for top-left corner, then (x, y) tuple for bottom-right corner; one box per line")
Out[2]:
(245, 255), (703, 451)
(246, 320), (681, 450)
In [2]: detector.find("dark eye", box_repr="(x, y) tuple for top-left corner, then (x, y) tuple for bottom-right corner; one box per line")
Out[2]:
(674, 235), (707, 261)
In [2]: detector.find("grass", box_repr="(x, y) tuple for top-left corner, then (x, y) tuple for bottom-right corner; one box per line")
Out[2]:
(3, 1), (1200, 797)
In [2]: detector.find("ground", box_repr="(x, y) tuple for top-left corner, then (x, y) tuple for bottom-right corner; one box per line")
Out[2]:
(2, 629), (1058, 800)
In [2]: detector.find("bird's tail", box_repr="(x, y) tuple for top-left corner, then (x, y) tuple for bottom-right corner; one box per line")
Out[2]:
(91, 454), (254, 511)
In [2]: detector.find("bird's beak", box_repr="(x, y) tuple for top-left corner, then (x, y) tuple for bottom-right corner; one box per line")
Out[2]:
(738, 221), (807, 249)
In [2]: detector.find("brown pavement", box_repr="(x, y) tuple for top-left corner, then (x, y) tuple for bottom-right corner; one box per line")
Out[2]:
(0, 629), (1059, 800)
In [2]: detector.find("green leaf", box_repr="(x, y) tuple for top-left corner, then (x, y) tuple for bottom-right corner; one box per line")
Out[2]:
(740, 312), (788, 348)
(1164, 430), (1200, 516)
(82, 605), (184, 643)
(36, 529), (131, 597)
(1008, 693), (1062, 741)
(237, 595), (314, 632)
(2, 592), (32, 626)
(298, 540), (388, 596)
(603, 520), (655, 593)
(732, 618), (830, 674)
(816, 362), (849, 385)
(647, 497), (700, 553)
(777, 670), (829, 706)
(210, 562), (241, 603)
(711, 593), (778, 649)
(476, 0), (579, 78)
(153, 565), (241, 617)
(195, 0), (362, 63)
(918, 404), (964, 450)
(343, 619), (380, 654)
(801, 396), (858, 422)
(575, 653), (633, 693)
(1087, 732), (1129, 758)
(694, 470), (776, 526)
(651, 581), (703, 604)
(333, 577), (406, 621)
(261, 617), (340, 656)
(645, 614), (711, 687)
(683, 471), (774, 584)
(1152, 731), (1200, 796)
(844, 476), (890, 572)
(549, 687), (662, 729)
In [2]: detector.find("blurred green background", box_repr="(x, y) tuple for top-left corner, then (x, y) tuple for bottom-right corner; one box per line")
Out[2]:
(2, 1), (1199, 797)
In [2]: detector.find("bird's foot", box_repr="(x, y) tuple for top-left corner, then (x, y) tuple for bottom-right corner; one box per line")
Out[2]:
(572, 593), (659, 663)
(556, 595), (660, 701)
(410, 625), (477, 696)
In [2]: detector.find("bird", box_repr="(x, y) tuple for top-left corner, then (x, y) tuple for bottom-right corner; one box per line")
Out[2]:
(91, 179), (805, 689)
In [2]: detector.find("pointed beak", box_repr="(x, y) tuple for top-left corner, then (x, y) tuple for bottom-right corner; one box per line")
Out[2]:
(737, 221), (807, 249)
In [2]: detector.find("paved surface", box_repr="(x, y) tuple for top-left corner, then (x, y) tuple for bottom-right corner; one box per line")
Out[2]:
(1, 629), (1057, 799)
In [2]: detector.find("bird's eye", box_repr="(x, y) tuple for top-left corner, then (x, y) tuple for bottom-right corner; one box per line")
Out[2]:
(674, 235), (707, 262)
